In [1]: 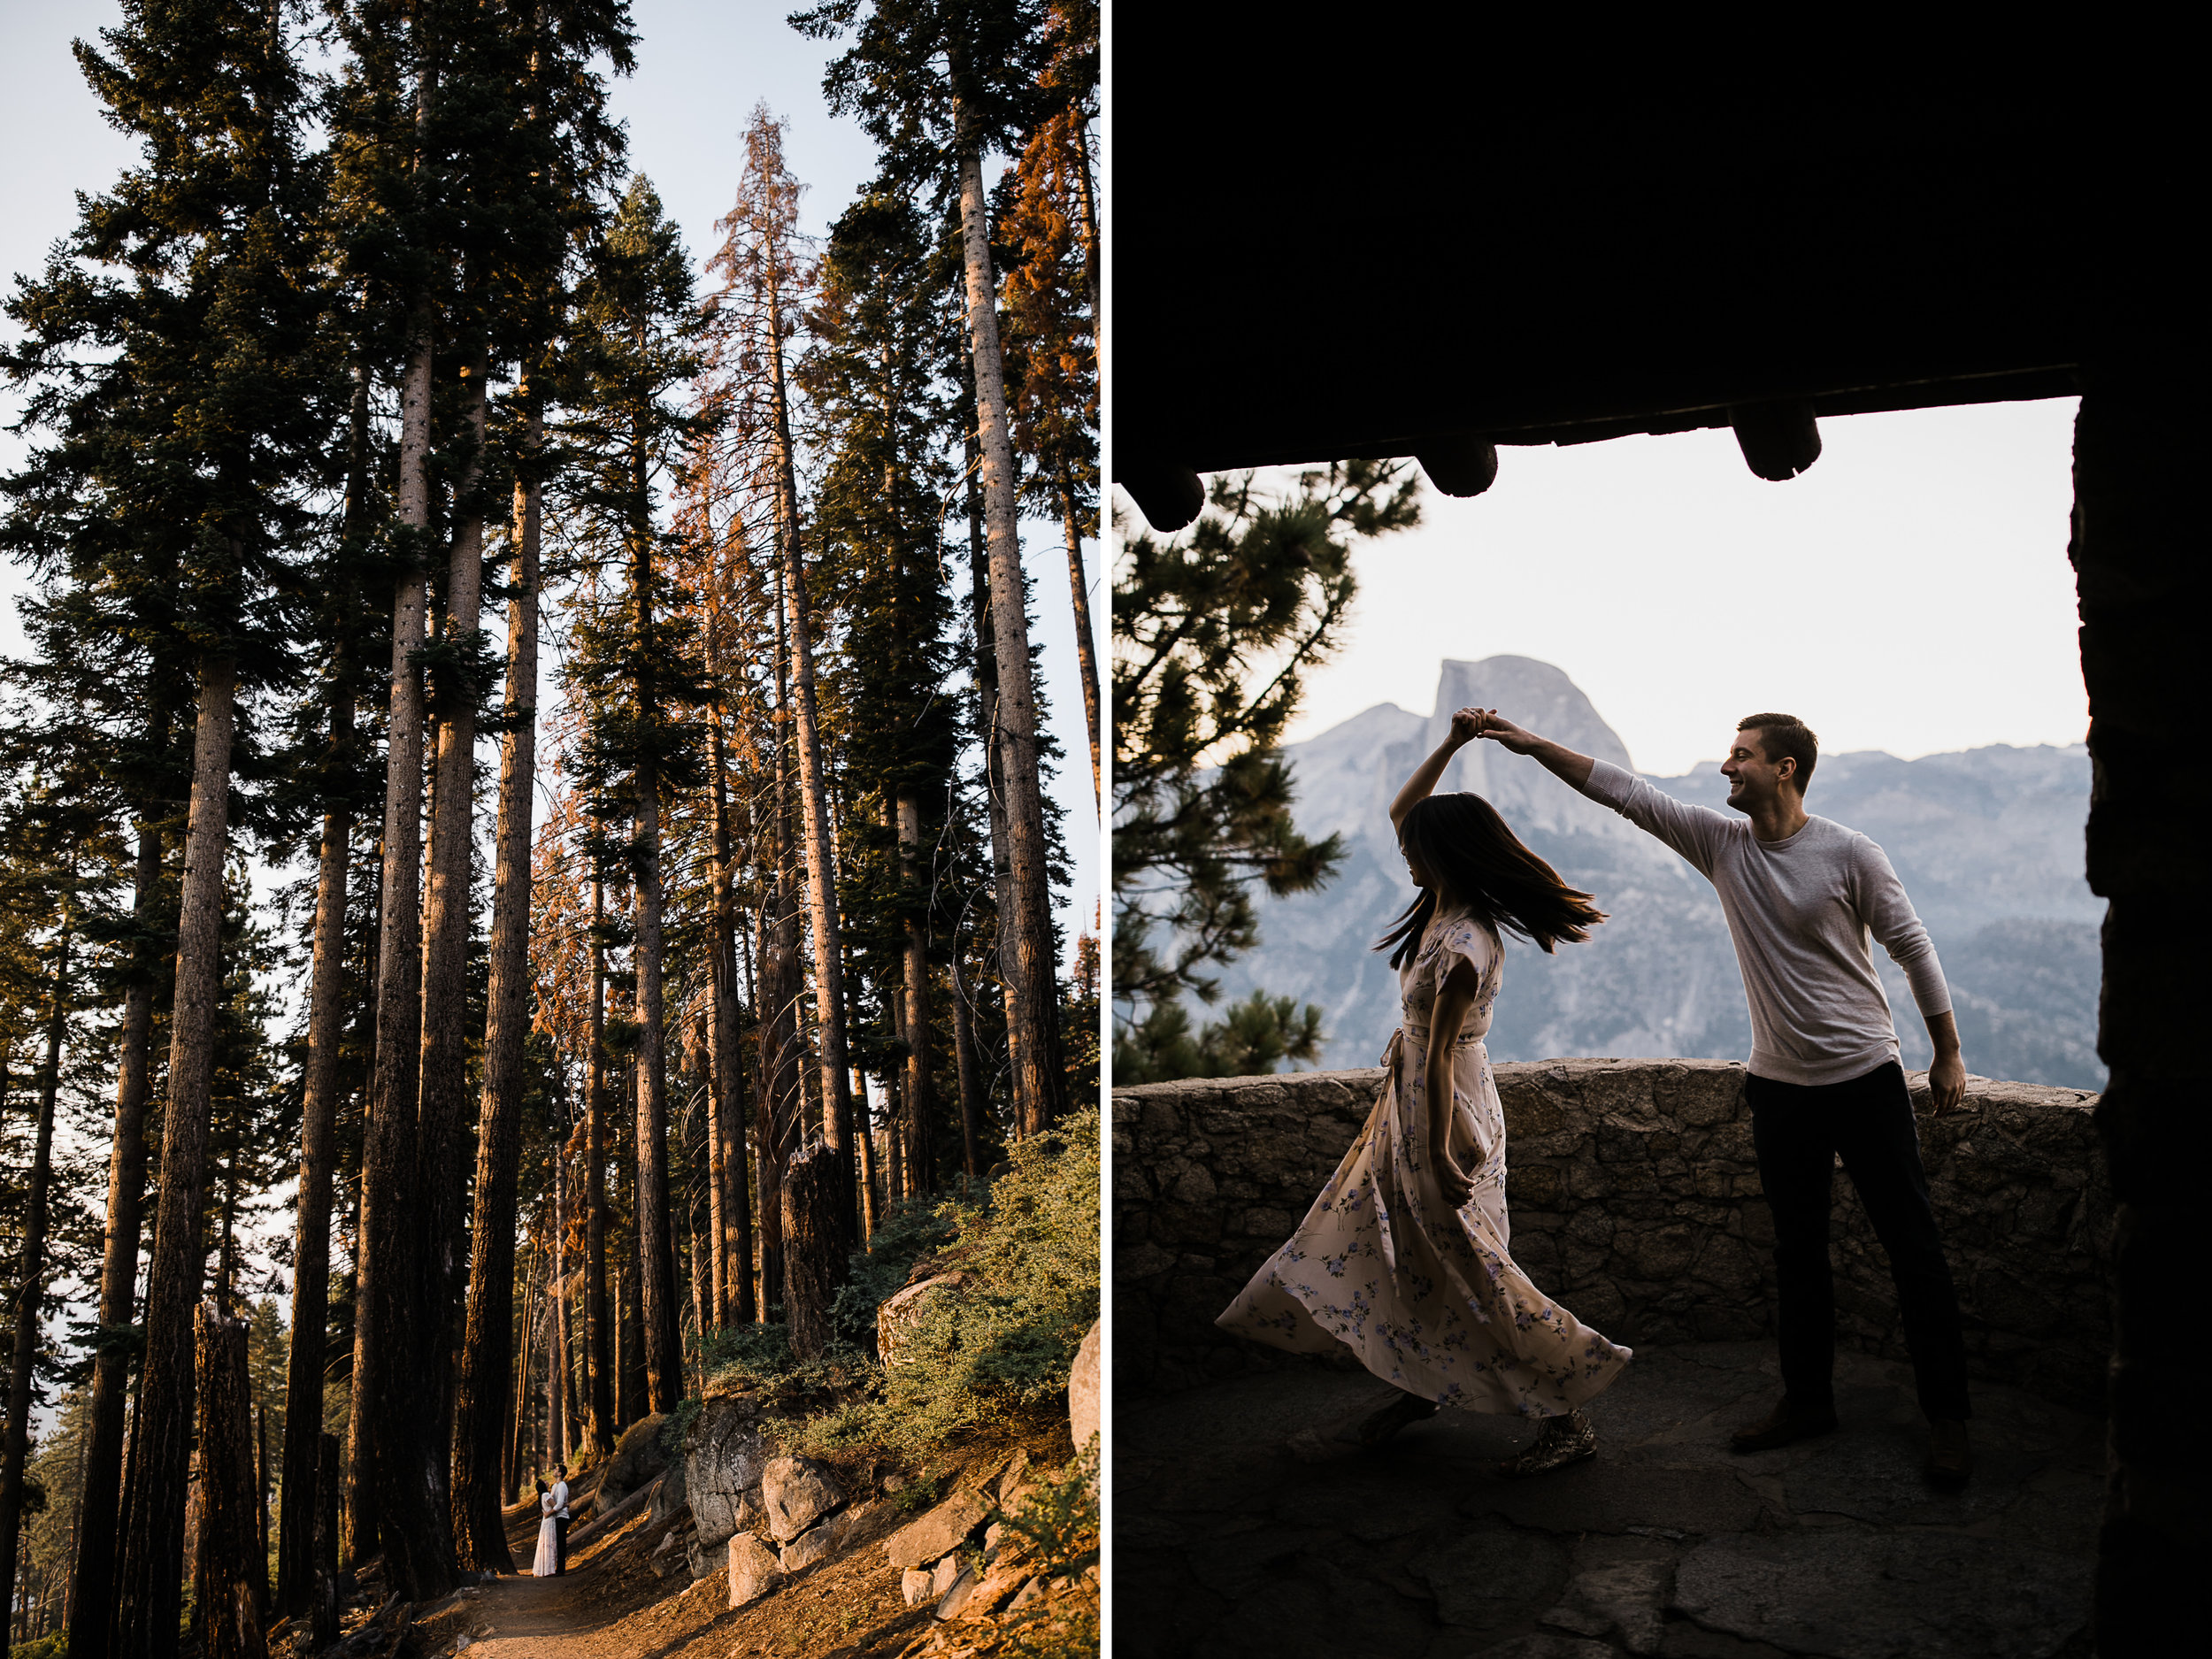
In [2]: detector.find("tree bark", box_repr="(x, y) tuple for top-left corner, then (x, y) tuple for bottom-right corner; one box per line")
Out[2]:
(631, 535), (683, 1416)
(114, 654), (236, 1657)
(310, 1434), (339, 1647)
(453, 380), (541, 1571)
(723, 898), (756, 1324)
(763, 250), (856, 1235)
(191, 1304), (265, 1659)
(1058, 474), (1101, 812)
(350, 300), (434, 1586)
(964, 422), (1024, 1132)
(585, 883), (613, 1451)
(949, 957), (984, 1181)
(0, 927), (68, 1625)
(896, 790), (934, 1193)
(956, 115), (1068, 1141)
(780, 1147), (844, 1361)
(413, 346), (489, 1576)
(68, 776), (165, 1659)
(275, 671), (352, 1617)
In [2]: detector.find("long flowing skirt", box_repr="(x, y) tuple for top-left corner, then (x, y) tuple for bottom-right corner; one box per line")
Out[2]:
(532, 1515), (559, 1577)
(1217, 1030), (1632, 1416)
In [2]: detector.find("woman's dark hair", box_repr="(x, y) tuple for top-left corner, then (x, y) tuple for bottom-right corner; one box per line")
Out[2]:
(1376, 792), (1608, 968)
(534, 1476), (548, 1495)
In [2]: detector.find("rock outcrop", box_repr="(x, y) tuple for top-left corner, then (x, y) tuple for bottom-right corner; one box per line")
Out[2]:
(596, 1412), (672, 1508)
(876, 1271), (970, 1367)
(1067, 1320), (1100, 1455)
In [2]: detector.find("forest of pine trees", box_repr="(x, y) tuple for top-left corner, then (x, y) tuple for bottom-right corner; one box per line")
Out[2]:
(0, 0), (1097, 1649)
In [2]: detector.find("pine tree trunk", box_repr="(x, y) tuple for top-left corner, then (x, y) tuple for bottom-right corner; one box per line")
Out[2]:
(896, 790), (934, 1193)
(0, 929), (68, 1626)
(631, 534), (683, 1416)
(764, 265), (856, 1235)
(351, 303), (435, 1588)
(964, 434), (1025, 1131)
(708, 718), (755, 1323)
(703, 1014), (729, 1329)
(310, 1434), (339, 1647)
(453, 381), (541, 1571)
(114, 655), (237, 1657)
(276, 673), (351, 1617)
(956, 119), (1068, 1141)
(1058, 475), (1102, 812)
(618, 1223), (645, 1426)
(417, 344), (491, 1520)
(780, 1147), (843, 1361)
(67, 784), (165, 1659)
(949, 957), (984, 1181)
(192, 1305), (264, 1659)
(585, 884), (614, 1451)
(1071, 115), (1100, 362)
(550, 1167), (569, 1462)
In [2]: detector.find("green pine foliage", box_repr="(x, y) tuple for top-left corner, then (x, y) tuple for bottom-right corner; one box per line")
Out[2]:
(1112, 463), (1421, 1078)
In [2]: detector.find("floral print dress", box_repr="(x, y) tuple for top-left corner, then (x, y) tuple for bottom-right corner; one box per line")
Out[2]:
(1217, 905), (1632, 1416)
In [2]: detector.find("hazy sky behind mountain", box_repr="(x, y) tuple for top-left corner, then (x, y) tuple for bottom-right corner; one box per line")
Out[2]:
(1278, 399), (2085, 779)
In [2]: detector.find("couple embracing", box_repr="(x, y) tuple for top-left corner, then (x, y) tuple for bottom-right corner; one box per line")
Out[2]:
(1217, 707), (1975, 1486)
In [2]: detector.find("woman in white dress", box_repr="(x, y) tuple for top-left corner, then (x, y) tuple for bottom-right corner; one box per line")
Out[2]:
(531, 1479), (559, 1577)
(1217, 707), (1634, 1476)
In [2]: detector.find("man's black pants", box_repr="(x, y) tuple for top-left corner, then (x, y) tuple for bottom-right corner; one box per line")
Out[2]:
(555, 1514), (570, 1575)
(1747, 1060), (1971, 1423)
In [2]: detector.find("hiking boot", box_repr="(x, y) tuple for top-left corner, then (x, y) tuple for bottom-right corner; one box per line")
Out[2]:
(1497, 1409), (1597, 1479)
(1356, 1389), (1439, 1447)
(1729, 1397), (1839, 1453)
(1927, 1418), (1972, 1486)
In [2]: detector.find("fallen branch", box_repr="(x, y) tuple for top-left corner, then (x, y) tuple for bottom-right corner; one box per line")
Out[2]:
(567, 1471), (661, 1551)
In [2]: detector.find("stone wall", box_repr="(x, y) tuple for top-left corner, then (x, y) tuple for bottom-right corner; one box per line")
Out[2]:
(1113, 1059), (2110, 1410)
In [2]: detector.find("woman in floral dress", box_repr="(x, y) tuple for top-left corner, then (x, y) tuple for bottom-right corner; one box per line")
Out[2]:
(1217, 707), (1634, 1476)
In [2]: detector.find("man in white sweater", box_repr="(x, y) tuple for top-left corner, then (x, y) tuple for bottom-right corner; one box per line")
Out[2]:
(1471, 708), (1972, 1485)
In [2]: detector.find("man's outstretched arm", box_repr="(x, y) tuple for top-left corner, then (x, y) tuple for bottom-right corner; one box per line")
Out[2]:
(1469, 709), (1594, 787)
(1473, 708), (1728, 873)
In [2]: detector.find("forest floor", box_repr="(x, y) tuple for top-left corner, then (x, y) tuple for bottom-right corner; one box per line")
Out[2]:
(398, 1443), (1005, 1659)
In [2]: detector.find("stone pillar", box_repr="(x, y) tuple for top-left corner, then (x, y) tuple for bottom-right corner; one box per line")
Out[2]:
(2073, 357), (2210, 1652)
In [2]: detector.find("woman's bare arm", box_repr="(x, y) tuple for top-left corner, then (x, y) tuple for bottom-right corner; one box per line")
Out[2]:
(1470, 709), (1595, 788)
(1425, 958), (1483, 1207)
(1392, 707), (1484, 828)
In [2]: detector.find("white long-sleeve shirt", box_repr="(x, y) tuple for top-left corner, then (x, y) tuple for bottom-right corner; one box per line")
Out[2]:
(1580, 760), (1952, 1086)
(552, 1479), (570, 1520)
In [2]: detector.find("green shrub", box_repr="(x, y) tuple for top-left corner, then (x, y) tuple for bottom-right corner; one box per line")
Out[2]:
(787, 1106), (1100, 1459)
(995, 1438), (1100, 1579)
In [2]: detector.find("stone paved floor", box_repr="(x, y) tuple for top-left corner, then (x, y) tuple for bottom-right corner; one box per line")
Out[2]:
(1115, 1342), (2099, 1659)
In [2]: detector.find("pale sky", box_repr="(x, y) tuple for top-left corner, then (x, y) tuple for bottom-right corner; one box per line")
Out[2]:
(1275, 397), (2087, 777)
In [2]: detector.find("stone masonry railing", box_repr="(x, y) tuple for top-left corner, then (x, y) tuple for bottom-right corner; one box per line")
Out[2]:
(1113, 1060), (2109, 1410)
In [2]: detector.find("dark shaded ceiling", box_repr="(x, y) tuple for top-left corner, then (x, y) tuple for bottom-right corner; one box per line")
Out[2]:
(1108, 37), (2136, 527)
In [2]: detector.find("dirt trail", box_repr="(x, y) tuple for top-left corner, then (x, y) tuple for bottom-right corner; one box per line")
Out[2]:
(408, 1474), (933, 1659)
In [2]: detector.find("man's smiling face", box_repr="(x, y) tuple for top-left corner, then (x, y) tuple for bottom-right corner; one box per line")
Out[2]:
(1721, 728), (1793, 814)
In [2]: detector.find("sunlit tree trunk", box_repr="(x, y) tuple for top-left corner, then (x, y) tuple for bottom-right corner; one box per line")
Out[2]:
(956, 104), (1067, 1140)
(416, 343), (490, 1548)
(585, 881), (613, 1450)
(349, 301), (434, 1582)
(453, 374), (541, 1570)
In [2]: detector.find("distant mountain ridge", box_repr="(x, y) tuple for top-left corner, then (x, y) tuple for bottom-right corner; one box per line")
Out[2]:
(1211, 657), (2102, 1089)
